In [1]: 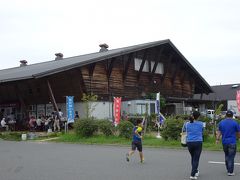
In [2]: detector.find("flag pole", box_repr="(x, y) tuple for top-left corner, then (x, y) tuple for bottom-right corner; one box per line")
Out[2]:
(156, 123), (161, 138)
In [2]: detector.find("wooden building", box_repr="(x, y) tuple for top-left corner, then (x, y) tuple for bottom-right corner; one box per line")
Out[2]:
(0, 39), (212, 124)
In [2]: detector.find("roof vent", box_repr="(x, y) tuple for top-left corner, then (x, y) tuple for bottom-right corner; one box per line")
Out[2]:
(231, 84), (239, 88)
(20, 60), (28, 67)
(99, 43), (109, 52)
(55, 53), (63, 60)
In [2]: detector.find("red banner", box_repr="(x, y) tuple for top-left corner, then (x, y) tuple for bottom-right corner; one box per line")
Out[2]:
(114, 97), (122, 125)
(236, 90), (240, 112)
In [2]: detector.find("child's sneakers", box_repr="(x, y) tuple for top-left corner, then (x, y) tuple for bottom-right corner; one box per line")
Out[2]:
(140, 158), (144, 163)
(126, 153), (130, 162)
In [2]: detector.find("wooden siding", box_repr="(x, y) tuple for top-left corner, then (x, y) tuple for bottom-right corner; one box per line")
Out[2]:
(0, 44), (197, 105)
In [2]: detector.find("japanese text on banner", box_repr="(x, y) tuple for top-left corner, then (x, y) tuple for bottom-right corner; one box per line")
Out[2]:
(114, 97), (122, 125)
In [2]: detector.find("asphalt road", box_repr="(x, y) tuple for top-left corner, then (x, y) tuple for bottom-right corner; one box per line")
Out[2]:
(0, 140), (240, 180)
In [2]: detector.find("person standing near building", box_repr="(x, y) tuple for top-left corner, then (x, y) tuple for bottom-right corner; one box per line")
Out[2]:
(74, 111), (79, 119)
(58, 108), (63, 120)
(126, 119), (144, 163)
(1, 118), (8, 131)
(29, 116), (36, 131)
(53, 109), (62, 132)
(183, 111), (204, 180)
(216, 110), (240, 176)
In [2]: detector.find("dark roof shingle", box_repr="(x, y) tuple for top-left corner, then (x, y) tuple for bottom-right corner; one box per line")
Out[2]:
(0, 39), (212, 94)
(194, 84), (240, 101)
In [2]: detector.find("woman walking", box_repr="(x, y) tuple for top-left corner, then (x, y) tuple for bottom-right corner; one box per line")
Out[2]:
(183, 111), (204, 180)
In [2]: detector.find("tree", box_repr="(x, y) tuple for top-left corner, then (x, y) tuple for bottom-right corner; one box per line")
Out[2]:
(212, 103), (224, 137)
(81, 93), (98, 119)
(160, 96), (166, 109)
(215, 103), (224, 117)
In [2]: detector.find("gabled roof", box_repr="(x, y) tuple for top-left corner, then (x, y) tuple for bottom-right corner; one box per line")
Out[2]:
(194, 83), (240, 101)
(0, 39), (212, 93)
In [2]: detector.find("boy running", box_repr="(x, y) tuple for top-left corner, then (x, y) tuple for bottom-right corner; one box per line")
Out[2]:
(126, 119), (144, 163)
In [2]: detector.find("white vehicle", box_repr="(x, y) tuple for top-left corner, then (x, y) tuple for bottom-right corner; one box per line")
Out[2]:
(206, 109), (215, 119)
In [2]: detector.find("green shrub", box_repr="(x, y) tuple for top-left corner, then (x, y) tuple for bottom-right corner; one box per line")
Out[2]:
(74, 118), (98, 137)
(200, 116), (213, 139)
(175, 114), (189, 120)
(161, 117), (184, 140)
(161, 115), (212, 141)
(97, 120), (113, 136)
(118, 120), (134, 139)
(147, 113), (157, 132)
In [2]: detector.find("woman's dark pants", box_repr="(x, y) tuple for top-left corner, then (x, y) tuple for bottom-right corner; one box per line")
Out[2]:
(187, 142), (202, 177)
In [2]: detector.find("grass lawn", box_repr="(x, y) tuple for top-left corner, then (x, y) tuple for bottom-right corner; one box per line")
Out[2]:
(51, 132), (240, 151)
(1, 131), (239, 152)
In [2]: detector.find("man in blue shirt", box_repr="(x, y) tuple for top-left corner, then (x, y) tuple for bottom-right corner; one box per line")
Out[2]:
(216, 110), (240, 176)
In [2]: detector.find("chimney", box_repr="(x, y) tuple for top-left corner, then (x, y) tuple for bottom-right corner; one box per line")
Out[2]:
(55, 53), (63, 60)
(20, 60), (28, 67)
(99, 43), (109, 52)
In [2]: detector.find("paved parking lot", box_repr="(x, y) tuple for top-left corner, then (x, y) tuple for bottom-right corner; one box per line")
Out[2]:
(0, 140), (239, 180)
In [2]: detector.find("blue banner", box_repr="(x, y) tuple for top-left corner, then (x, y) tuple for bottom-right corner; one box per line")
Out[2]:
(66, 96), (74, 123)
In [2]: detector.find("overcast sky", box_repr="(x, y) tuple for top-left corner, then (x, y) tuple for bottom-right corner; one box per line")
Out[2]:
(0, 0), (239, 86)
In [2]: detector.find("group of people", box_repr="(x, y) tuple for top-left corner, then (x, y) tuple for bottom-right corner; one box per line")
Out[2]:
(182, 110), (239, 179)
(29, 108), (65, 132)
(125, 110), (240, 180)
(0, 110), (16, 131)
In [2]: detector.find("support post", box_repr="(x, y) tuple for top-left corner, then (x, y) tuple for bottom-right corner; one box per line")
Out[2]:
(47, 80), (59, 115)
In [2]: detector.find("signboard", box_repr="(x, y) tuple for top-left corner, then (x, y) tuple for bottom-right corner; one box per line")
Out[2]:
(0, 102), (20, 108)
(114, 97), (122, 125)
(66, 96), (74, 123)
(236, 90), (240, 112)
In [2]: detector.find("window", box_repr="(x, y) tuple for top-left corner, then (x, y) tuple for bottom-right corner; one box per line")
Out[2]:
(151, 61), (164, 74)
(134, 58), (164, 74)
(28, 105), (36, 111)
(134, 58), (149, 72)
(28, 105), (36, 118)
(136, 104), (146, 114)
(150, 103), (156, 114)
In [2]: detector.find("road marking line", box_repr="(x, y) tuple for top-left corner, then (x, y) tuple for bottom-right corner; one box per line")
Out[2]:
(208, 161), (240, 166)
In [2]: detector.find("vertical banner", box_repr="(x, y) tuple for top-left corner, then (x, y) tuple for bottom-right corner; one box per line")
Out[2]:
(114, 97), (122, 126)
(156, 92), (160, 116)
(236, 90), (240, 112)
(66, 96), (75, 123)
(155, 92), (164, 125)
(155, 92), (160, 123)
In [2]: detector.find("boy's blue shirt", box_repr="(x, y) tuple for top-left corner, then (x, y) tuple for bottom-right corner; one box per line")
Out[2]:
(132, 126), (142, 142)
(218, 118), (240, 144)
